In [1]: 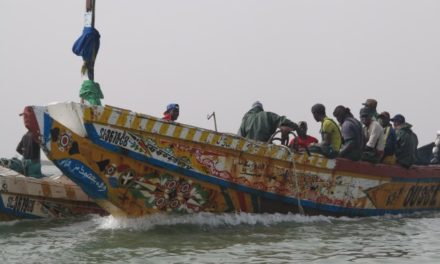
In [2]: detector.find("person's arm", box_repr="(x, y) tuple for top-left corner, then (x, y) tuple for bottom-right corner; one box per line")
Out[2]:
(268, 112), (298, 131)
(16, 137), (24, 155)
(322, 132), (332, 146)
(340, 139), (355, 156)
(320, 119), (333, 146)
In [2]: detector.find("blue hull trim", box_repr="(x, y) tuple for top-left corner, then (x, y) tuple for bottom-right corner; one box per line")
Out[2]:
(0, 193), (42, 220)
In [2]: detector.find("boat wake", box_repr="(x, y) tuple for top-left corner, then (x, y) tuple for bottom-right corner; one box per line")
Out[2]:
(95, 212), (355, 231)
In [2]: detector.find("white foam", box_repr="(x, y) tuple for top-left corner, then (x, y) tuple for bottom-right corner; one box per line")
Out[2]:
(95, 212), (341, 231)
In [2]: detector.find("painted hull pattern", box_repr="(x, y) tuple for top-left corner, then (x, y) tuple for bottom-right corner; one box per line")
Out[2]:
(28, 103), (440, 217)
(0, 165), (107, 220)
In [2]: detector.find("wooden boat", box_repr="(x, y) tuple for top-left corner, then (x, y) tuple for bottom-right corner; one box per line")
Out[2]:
(24, 102), (440, 217)
(0, 164), (107, 221)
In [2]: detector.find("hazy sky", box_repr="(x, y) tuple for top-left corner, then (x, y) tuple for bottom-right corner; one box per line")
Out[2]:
(1, 1), (439, 159)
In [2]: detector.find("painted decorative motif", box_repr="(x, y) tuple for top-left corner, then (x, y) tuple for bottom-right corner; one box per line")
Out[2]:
(131, 172), (213, 213)
(58, 130), (73, 152)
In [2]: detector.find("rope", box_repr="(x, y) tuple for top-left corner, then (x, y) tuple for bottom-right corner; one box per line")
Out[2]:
(290, 151), (305, 215)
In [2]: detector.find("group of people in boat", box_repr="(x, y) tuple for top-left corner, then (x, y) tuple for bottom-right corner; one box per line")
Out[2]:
(236, 99), (424, 169)
(161, 99), (440, 169)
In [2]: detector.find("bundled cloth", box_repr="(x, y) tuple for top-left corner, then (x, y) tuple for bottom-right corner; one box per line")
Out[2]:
(80, 80), (104, 106)
(72, 27), (101, 80)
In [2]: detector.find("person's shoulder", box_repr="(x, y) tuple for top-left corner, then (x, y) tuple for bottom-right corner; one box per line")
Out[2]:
(323, 117), (337, 127)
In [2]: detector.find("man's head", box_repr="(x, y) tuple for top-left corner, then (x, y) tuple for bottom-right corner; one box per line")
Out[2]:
(362, 99), (378, 111)
(252, 101), (263, 110)
(164, 103), (180, 121)
(359, 107), (373, 126)
(378, 111), (390, 127)
(390, 114), (405, 128)
(333, 105), (348, 125)
(297, 121), (308, 137)
(311, 103), (326, 122)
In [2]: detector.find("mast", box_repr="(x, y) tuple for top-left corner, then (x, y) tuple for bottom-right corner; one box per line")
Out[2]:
(86, 0), (96, 28)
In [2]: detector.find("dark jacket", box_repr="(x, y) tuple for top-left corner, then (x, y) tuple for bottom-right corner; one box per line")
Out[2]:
(395, 123), (418, 168)
(238, 106), (297, 142)
(339, 117), (364, 161)
(16, 131), (40, 162)
(383, 125), (396, 157)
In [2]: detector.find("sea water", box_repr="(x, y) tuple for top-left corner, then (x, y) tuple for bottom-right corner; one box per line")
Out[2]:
(1, 166), (440, 263)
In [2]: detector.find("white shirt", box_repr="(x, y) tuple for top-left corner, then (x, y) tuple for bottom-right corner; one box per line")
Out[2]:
(364, 120), (385, 151)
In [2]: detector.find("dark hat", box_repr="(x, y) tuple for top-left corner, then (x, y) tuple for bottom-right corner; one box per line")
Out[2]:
(390, 114), (405, 124)
(378, 111), (390, 119)
(359, 107), (373, 117)
(164, 103), (179, 114)
(252, 101), (263, 109)
(362, 99), (378, 108)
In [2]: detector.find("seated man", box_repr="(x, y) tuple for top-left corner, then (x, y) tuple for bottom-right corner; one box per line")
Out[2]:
(289, 121), (318, 151)
(359, 107), (385, 163)
(362, 99), (379, 121)
(309, 103), (342, 158)
(238, 101), (298, 143)
(333, 105), (363, 161)
(378, 111), (397, 164)
(163, 103), (179, 121)
(391, 114), (418, 168)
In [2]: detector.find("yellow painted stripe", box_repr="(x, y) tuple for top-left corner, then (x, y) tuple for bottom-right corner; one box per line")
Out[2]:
(83, 107), (92, 121)
(185, 128), (196, 141)
(236, 139), (246, 151)
(192, 131), (202, 142)
(116, 110), (129, 127)
(199, 131), (210, 143)
(173, 126), (183, 138)
(99, 107), (113, 123)
(131, 116), (141, 130)
(209, 134), (221, 145)
(159, 122), (170, 135)
(318, 158), (329, 168)
(145, 119), (156, 133)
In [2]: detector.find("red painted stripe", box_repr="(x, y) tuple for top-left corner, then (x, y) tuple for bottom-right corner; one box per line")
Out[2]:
(237, 192), (247, 211)
(334, 158), (440, 179)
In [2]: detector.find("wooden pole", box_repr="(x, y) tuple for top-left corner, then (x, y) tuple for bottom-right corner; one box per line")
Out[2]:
(86, 0), (96, 28)
(207, 112), (218, 132)
(92, 0), (96, 28)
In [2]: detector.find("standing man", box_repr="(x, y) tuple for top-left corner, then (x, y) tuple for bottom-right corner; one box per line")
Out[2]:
(17, 110), (43, 178)
(162, 103), (180, 121)
(391, 114), (418, 168)
(333, 105), (364, 161)
(238, 101), (298, 143)
(309, 103), (342, 158)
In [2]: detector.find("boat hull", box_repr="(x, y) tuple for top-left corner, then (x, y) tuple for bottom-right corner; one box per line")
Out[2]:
(27, 103), (440, 217)
(0, 165), (107, 220)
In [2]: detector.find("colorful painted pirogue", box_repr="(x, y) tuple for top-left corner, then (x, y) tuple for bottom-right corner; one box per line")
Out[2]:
(0, 164), (106, 221)
(25, 102), (440, 217)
